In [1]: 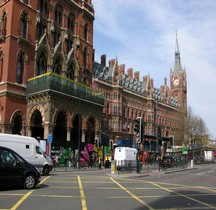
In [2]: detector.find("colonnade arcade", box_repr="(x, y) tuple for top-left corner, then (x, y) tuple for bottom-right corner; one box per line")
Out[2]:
(24, 94), (102, 152)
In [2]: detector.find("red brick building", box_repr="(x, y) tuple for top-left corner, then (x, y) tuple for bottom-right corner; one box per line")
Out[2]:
(0, 0), (187, 155)
(0, 0), (104, 153)
(92, 35), (187, 150)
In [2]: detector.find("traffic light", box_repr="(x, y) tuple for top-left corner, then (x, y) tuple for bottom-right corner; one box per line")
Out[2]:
(134, 117), (142, 143)
(170, 135), (174, 146)
(140, 119), (144, 143)
(134, 117), (141, 134)
(157, 125), (162, 146)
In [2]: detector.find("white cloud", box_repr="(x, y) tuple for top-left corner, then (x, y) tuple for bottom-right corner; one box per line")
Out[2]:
(93, 0), (216, 138)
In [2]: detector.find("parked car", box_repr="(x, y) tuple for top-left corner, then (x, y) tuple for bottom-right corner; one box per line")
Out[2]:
(0, 146), (41, 189)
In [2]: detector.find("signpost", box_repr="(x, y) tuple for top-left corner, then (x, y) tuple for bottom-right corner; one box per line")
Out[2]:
(47, 134), (53, 157)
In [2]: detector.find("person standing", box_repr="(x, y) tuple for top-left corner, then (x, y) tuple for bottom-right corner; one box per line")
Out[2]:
(54, 154), (59, 167)
(68, 153), (72, 168)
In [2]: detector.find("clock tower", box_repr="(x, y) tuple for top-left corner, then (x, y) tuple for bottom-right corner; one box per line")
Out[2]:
(170, 33), (187, 111)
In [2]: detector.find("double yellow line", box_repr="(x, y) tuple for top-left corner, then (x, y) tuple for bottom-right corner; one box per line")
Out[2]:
(10, 176), (50, 210)
(10, 176), (88, 210)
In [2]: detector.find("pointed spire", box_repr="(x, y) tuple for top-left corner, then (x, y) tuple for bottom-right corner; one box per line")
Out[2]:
(175, 30), (180, 53)
(174, 30), (182, 72)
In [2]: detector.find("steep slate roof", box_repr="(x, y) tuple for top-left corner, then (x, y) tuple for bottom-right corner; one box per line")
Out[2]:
(93, 61), (147, 95)
(93, 61), (180, 108)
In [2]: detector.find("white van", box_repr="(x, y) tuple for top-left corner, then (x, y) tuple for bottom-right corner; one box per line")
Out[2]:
(114, 147), (137, 169)
(0, 133), (52, 175)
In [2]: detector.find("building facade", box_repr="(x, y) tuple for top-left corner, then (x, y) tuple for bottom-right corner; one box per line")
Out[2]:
(0, 0), (104, 153)
(92, 35), (187, 152)
(0, 0), (187, 157)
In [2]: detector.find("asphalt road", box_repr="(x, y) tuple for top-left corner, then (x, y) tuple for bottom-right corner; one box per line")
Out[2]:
(1, 164), (216, 210)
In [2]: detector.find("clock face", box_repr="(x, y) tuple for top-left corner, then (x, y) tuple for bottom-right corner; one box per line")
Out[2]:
(174, 79), (179, 86)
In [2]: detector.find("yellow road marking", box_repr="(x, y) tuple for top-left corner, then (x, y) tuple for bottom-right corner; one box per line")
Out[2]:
(150, 182), (216, 209)
(78, 176), (87, 210)
(110, 177), (154, 210)
(10, 176), (50, 210)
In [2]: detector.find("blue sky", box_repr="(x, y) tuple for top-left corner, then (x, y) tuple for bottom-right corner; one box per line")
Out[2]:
(92, 0), (216, 139)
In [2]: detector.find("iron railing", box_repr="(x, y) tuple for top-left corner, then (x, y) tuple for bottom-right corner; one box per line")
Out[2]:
(26, 72), (104, 106)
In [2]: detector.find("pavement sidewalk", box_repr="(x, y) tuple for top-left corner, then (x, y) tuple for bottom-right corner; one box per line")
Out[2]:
(50, 165), (198, 179)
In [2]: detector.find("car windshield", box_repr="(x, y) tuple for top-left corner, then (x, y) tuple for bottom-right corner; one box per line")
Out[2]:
(36, 146), (43, 155)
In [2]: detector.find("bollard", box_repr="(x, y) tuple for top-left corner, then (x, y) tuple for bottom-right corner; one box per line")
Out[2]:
(111, 160), (117, 174)
(191, 159), (194, 168)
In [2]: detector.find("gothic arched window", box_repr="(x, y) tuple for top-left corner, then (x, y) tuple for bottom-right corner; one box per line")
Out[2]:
(53, 57), (61, 75)
(68, 14), (75, 34)
(83, 47), (87, 68)
(55, 5), (62, 26)
(16, 52), (24, 83)
(36, 22), (46, 40)
(84, 23), (88, 41)
(20, 11), (28, 39)
(67, 63), (75, 80)
(0, 11), (7, 37)
(53, 31), (60, 47)
(39, 0), (48, 17)
(67, 36), (73, 53)
(36, 51), (47, 76)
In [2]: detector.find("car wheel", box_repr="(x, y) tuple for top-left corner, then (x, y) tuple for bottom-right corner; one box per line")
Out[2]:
(24, 174), (36, 189)
(43, 165), (50, 175)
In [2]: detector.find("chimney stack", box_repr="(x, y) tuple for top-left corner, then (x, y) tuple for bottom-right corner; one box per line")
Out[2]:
(127, 68), (133, 78)
(119, 64), (125, 74)
(101, 54), (106, 67)
(134, 71), (140, 81)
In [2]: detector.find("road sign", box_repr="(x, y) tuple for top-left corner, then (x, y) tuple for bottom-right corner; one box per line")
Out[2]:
(48, 134), (52, 143)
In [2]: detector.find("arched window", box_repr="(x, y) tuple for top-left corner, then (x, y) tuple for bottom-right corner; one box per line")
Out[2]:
(20, 11), (28, 39)
(53, 57), (61, 75)
(55, 5), (62, 25)
(67, 63), (75, 80)
(39, 0), (48, 17)
(36, 22), (46, 40)
(68, 14), (75, 34)
(83, 47), (87, 68)
(67, 37), (73, 53)
(0, 50), (3, 81)
(36, 51), (47, 76)
(84, 23), (88, 41)
(0, 11), (7, 37)
(53, 31), (60, 47)
(16, 52), (24, 83)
